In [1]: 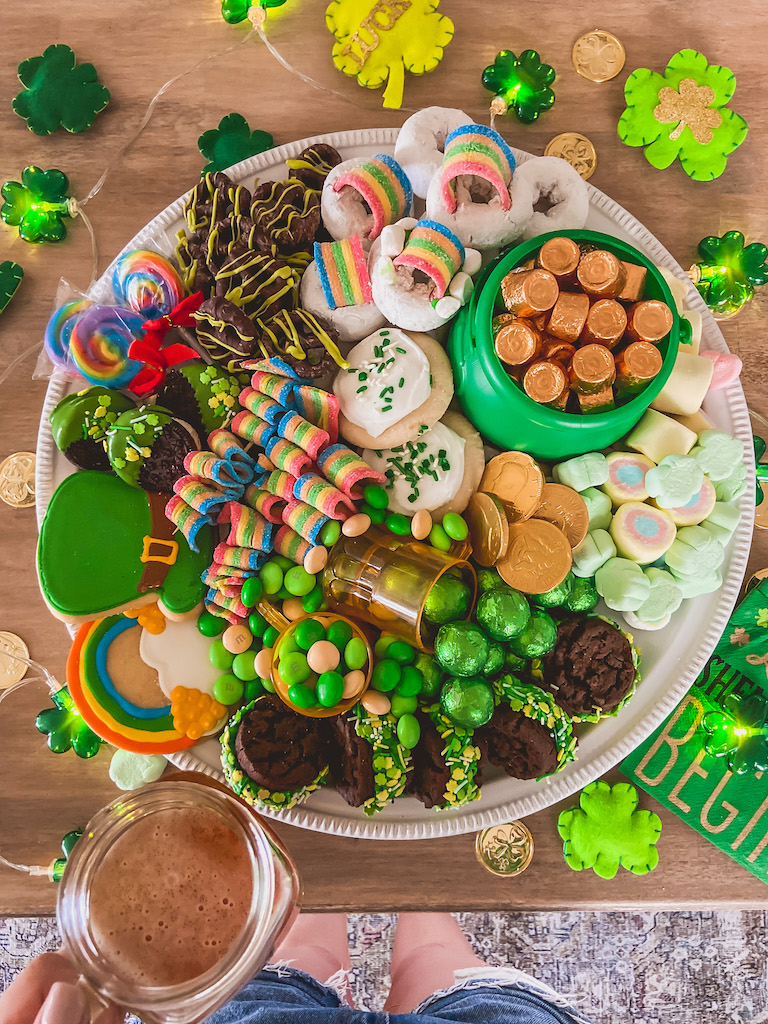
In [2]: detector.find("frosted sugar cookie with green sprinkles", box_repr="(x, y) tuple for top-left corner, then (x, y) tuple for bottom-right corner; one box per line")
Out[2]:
(328, 705), (411, 816)
(408, 704), (482, 810)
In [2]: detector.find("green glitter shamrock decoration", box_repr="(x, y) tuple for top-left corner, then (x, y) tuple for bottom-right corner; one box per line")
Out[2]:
(557, 780), (661, 878)
(617, 49), (748, 181)
(690, 231), (768, 319)
(220, 0), (287, 23)
(0, 261), (23, 315)
(36, 686), (103, 759)
(1, 166), (73, 244)
(701, 692), (768, 775)
(481, 49), (556, 125)
(198, 113), (274, 174)
(51, 830), (83, 883)
(13, 44), (110, 136)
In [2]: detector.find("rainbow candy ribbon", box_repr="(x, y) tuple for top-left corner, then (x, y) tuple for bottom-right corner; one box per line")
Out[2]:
(332, 154), (412, 240)
(393, 220), (465, 300)
(315, 236), (373, 309)
(440, 124), (516, 213)
(316, 444), (387, 497)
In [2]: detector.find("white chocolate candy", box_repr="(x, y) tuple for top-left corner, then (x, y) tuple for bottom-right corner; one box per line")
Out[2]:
(571, 529), (616, 578)
(380, 224), (407, 257)
(680, 310), (702, 354)
(650, 351), (714, 416)
(627, 409), (697, 464)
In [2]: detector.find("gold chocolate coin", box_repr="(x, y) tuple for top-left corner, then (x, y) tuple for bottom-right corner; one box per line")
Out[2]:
(476, 821), (534, 877)
(544, 133), (598, 181)
(466, 492), (510, 567)
(535, 483), (589, 548)
(572, 29), (626, 83)
(0, 452), (36, 508)
(480, 453), (544, 523)
(496, 518), (572, 594)
(0, 631), (29, 688)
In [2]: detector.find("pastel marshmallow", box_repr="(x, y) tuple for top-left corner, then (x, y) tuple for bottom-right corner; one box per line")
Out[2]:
(645, 454), (704, 509)
(714, 461), (747, 501)
(553, 452), (608, 491)
(624, 609), (671, 631)
(680, 310), (702, 354)
(668, 566), (723, 599)
(627, 409), (697, 464)
(602, 452), (655, 506)
(673, 410), (713, 435)
(571, 529), (616, 578)
(462, 248), (483, 276)
(380, 224), (407, 257)
(610, 502), (677, 563)
(630, 567), (683, 626)
(705, 500), (741, 536)
(595, 557), (652, 611)
(665, 525), (725, 576)
(701, 350), (742, 389)
(580, 487), (613, 531)
(658, 267), (691, 312)
(651, 351), (714, 416)
(690, 430), (745, 481)
(654, 476), (716, 526)
(449, 271), (474, 303)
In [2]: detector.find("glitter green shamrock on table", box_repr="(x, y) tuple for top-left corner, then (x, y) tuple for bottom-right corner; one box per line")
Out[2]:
(617, 49), (748, 181)
(220, 0), (287, 23)
(557, 780), (661, 878)
(13, 44), (109, 136)
(689, 231), (768, 319)
(51, 830), (83, 883)
(36, 686), (103, 759)
(0, 166), (74, 243)
(482, 49), (556, 124)
(701, 692), (768, 775)
(0, 261), (23, 315)
(198, 113), (273, 174)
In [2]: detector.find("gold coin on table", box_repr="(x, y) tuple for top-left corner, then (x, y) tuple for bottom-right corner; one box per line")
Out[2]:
(0, 451), (36, 509)
(496, 518), (572, 594)
(476, 821), (534, 877)
(535, 483), (590, 548)
(0, 631), (29, 688)
(544, 133), (598, 181)
(480, 453), (544, 523)
(572, 28), (626, 83)
(465, 492), (510, 567)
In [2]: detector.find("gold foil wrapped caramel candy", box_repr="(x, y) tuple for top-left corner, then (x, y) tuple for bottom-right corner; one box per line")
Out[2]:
(569, 343), (616, 395)
(625, 299), (674, 344)
(494, 319), (541, 376)
(547, 291), (590, 343)
(480, 452), (544, 523)
(576, 249), (627, 298)
(522, 360), (570, 410)
(580, 298), (628, 348)
(617, 261), (648, 303)
(496, 518), (572, 594)
(501, 268), (559, 318)
(615, 340), (663, 396)
(536, 236), (581, 284)
(535, 483), (589, 548)
(465, 491), (510, 567)
(540, 336), (577, 369)
(492, 312), (516, 335)
(475, 821), (534, 877)
(577, 385), (615, 414)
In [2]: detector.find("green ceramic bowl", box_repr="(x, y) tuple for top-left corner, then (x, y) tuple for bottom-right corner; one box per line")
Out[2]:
(448, 229), (680, 460)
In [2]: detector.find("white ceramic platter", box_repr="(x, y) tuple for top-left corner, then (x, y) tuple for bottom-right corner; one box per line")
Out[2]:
(36, 128), (756, 840)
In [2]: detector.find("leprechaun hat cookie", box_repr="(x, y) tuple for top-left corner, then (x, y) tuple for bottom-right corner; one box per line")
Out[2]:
(37, 471), (212, 623)
(107, 404), (200, 492)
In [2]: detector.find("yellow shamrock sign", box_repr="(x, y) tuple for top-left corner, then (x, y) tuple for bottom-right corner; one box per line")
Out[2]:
(326, 0), (454, 110)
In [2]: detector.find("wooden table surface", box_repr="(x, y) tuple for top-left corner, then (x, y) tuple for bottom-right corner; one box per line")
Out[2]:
(2, 0), (768, 915)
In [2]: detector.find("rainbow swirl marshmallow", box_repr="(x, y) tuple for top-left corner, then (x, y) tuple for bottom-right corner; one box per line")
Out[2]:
(609, 502), (677, 563)
(595, 557), (652, 612)
(394, 106), (471, 199)
(690, 430), (745, 481)
(322, 154), (412, 242)
(602, 453), (656, 506)
(645, 454), (704, 509)
(579, 487), (613, 531)
(653, 476), (716, 526)
(623, 567), (684, 630)
(513, 156), (589, 241)
(552, 452), (608, 492)
(571, 529), (616, 578)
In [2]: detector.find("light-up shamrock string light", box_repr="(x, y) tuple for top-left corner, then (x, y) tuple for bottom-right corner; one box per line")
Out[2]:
(36, 685), (103, 759)
(220, 0), (287, 23)
(701, 692), (768, 775)
(0, 166), (75, 244)
(687, 230), (768, 320)
(482, 49), (556, 125)
(51, 830), (83, 883)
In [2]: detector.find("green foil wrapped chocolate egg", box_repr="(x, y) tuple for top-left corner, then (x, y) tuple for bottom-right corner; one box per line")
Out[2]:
(424, 573), (472, 625)
(530, 572), (574, 608)
(413, 652), (443, 698)
(482, 640), (505, 678)
(476, 568), (505, 592)
(434, 622), (489, 677)
(440, 676), (495, 728)
(475, 587), (531, 641)
(564, 575), (599, 613)
(507, 610), (558, 659)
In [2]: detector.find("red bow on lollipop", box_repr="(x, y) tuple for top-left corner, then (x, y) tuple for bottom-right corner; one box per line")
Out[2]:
(127, 292), (204, 396)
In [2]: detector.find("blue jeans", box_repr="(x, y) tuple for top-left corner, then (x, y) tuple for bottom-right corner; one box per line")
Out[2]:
(206, 965), (594, 1024)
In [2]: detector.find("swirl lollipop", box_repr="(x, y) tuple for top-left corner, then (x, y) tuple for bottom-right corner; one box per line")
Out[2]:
(112, 249), (185, 318)
(70, 305), (144, 388)
(44, 298), (93, 373)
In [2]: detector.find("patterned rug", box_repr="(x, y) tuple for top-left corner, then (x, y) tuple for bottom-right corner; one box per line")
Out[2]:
(2, 912), (767, 1022)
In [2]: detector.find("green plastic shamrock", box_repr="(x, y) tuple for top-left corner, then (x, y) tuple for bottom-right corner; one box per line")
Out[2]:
(35, 686), (103, 759)
(691, 231), (768, 318)
(617, 49), (748, 181)
(0, 166), (73, 243)
(13, 44), (110, 136)
(51, 830), (83, 883)
(220, 0), (287, 23)
(557, 780), (661, 879)
(701, 692), (768, 775)
(198, 113), (273, 174)
(481, 49), (556, 125)
(0, 261), (23, 315)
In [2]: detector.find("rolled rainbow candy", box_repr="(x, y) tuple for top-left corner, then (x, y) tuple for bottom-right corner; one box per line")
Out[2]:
(265, 470), (298, 501)
(316, 443), (387, 497)
(609, 502), (677, 563)
(293, 472), (356, 519)
(112, 249), (185, 319)
(332, 154), (413, 240)
(239, 386), (284, 424)
(314, 236), (373, 309)
(440, 124), (516, 214)
(164, 495), (211, 553)
(203, 563), (253, 587)
(244, 486), (287, 524)
(69, 305), (145, 388)
(249, 370), (297, 406)
(257, 454), (276, 474)
(294, 383), (339, 442)
(265, 435), (314, 477)
(218, 501), (273, 551)
(273, 525), (313, 566)
(213, 543), (266, 571)
(281, 499), (329, 545)
(205, 588), (249, 622)
(244, 356), (300, 379)
(183, 451), (241, 494)
(44, 298), (92, 373)
(172, 476), (229, 516)
(208, 428), (256, 480)
(203, 601), (240, 626)
(277, 411), (329, 460)
(393, 220), (465, 300)
(231, 410), (275, 448)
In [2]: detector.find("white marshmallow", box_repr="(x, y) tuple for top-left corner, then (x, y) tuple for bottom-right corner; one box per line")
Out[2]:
(434, 296), (461, 319)
(626, 408), (697, 464)
(462, 248), (482, 276)
(448, 272), (474, 303)
(380, 224), (407, 258)
(651, 351), (715, 416)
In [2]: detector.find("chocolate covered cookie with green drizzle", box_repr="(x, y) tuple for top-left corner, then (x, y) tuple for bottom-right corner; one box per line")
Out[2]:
(408, 704), (482, 811)
(286, 143), (342, 192)
(328, 705), (410, 816)
(255, 308), (347, 379)
(214, 245), (297, 320)
(107, 404), (200, 492)
(250, 179), (321, 254)
(50, 386), (136, 472)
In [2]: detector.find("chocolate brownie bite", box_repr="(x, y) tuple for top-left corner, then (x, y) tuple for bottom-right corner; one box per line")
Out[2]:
(327, 713), (376, 808)
(541, 616), (638, 722)
(251, 180), (321, 254)
(50, 386), (136, 472)
(106, 405), (200, 492)
(327, 707), (409, 815)
(286, 143), (343, 192)
(408, 713), (452, 810)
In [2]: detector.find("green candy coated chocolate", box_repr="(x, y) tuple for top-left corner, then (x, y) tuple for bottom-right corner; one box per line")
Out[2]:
(294, 619), (326, 651)
(288, 683), (316, 709)
(209, 639), (234, 671)
(344, 636), (368, 671)
(390, 693), (418, 717)
(397, 713), (421, 748)
(413, 653), (442, 698)
(263, 626), (280, 648)
(275, 586), (292, 602)
(244, 679), (263, 702)
(477, 568), (505, 592)
(507, 610), (558, 659)
(280, 633), (300, 657)
(248, 610), (269, 637)
(362, 502), (387, 525)
(505, 650), (527, 673)
(280, 651), (311, 685)
(475, 588), (531, 641)
(442, 512), (468, 541)
(440, 676), (495, 729)
(232, 651), (258, 681)
(374, 635), (397, 658)
(320, 520), (341, 547)
(197, 611), (225, 637)
(395, 665), (423, 696)
(372, 658), (401, 692)
(327, 620), (354, 651)
(434, 622), (489, 677)
(316, 671), (344, 707)
(213, 673), (244, 705)
(429, 524), (452, 551)
(284, 566), (316, 596)
(565, 576), (599, 613)
(424, 574), (472, 625)
(259, 562), (283, 595)
(241, 576), (263, 608)
(271, 555), (295, 571)
(261, 676), (275, 693)
(482, 641), (505, 678)
(302, 586), (325, 613)
(387, 640), (415, 664)
(363, 484), (389, 509)
(386, 512), (411, 535)
(531, 572), (573, 608)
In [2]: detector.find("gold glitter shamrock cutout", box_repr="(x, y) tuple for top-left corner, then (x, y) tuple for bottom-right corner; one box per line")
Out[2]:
(617, 49), (748, 181)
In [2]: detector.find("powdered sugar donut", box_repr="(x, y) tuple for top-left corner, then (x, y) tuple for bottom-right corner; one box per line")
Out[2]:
(514, 156), (590, 241)
(321, 154), (413, 242)
(300, 237), (386, 344)
(394, 106), (470, 199)
(425, 124), (533, 249)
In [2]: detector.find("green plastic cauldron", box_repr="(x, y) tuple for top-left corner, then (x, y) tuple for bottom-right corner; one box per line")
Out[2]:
(448, 229), (680, 460)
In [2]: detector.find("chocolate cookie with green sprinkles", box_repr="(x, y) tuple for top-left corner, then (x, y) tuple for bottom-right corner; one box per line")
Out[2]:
(106, 404), (200, 492)
(408, 704), (482, 811)
(328, 705), (410, 816)
(50, 386), (136, 472)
